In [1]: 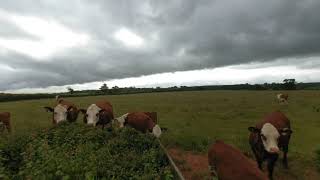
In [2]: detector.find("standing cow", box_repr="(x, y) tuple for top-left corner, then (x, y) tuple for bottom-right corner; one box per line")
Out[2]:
(0, 112), (11, 133)
(277, 93), (288, 104)
(44, 96), (79, 124)
(208, 140), (268, 180)
(115, 112), (162, 138)
(80, 100), (114, 129)
(248, 111), (293, 180)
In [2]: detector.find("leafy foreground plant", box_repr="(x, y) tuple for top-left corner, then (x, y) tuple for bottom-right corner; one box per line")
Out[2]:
(0, 122), (175, 179)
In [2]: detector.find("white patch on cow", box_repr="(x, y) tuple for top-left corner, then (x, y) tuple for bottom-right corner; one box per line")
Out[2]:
(277, 94), (282, 100)
(261, 123), (280, 153)
(152, 124), (162, 138)
(54, 104), (67, 123)
(115, 113), (128, 128)
(86, 104), (101, 126)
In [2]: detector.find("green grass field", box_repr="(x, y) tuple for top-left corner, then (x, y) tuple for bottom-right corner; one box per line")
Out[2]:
(1, 90), (320, 179)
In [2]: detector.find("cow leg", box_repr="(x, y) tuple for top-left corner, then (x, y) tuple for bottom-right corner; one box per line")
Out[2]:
(251, 147), (263, 169)
(282, 146), (289, 169)
(267, 155), (278, 180)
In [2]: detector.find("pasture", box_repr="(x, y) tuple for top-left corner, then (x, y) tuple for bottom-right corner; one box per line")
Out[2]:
(1, 90), (320, 179)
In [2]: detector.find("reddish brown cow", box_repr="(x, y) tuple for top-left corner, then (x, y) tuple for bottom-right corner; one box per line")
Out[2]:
(208, 140), (268, 180)
(115, 112), (162, 137)
(248, 111), (293, 180)
(0, 112), (11, 133)
(44, 96), (79, 124)
(80, 100), (114, 128)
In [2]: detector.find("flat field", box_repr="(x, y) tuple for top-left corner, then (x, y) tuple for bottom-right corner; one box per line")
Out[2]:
(0, 90), (319, 179)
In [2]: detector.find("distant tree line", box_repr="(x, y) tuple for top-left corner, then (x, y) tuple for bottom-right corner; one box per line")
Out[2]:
(1, 79), (320, 102)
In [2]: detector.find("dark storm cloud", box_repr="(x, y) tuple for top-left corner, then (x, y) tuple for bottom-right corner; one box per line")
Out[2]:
(0, 0), (320, 91)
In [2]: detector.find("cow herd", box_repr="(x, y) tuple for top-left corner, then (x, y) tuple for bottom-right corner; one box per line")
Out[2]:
(0, 93), (293, 179)
(42, 96), (163, 138)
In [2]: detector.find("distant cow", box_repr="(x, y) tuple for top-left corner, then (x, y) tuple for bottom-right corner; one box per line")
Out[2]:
(44, 96), (79, 124)
(208, 140), (267, 180)
(248, 111), (293, 180)
(277, 93), (288, 104)
(79, 100), (114, 128)
(0, 112), (11, 133)
(115, 112), (162, 138)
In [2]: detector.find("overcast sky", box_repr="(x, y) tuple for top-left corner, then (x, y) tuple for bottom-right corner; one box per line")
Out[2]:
(1, 0), (320, 93)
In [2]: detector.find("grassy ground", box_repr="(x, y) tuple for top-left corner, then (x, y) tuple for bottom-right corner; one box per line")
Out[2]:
(0, 90), (319, 179)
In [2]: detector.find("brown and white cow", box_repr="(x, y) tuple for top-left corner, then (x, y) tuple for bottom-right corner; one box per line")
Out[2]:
(248, 111), (293, 180)
(0, 112), (11, 133)
(115, 112), (162, 138)
(277, 93), (288, 104)
(208, 140), (268, 180)
(44, 96), (79, 124)
(79, 100), (114, 128)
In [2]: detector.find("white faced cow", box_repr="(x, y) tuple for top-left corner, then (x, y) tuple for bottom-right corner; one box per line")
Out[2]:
(80, 100), (114, 128)
(44, 96), (79, 124)
(248, 111), (293, 180)
(115, 112), (162, 138)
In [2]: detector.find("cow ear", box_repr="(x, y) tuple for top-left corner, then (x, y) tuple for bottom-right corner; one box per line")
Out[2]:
(44, 107), (54, 112)
(79, 109), (86, 114)
(281, 128), (293, 135)
(248, 127), (260, 133)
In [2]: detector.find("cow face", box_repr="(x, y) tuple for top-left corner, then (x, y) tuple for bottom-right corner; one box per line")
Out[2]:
(44, 104), (68, 123)
(115, 113), (129, 128)
(152, 124), (162, 138)
(82, 104), (101, 126)
(44, 105), (79, 123)
(249, 123), (281, 154)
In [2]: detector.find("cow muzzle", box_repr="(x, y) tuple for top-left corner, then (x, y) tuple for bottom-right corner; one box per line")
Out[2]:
(269, 147), (280, 154)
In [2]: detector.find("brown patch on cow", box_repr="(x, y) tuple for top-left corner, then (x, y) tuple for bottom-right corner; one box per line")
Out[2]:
(126, 112), (156, 133)
(144, 112), (157, 123)
(168, 148), (210, 180)
(0, 112), (11, 133)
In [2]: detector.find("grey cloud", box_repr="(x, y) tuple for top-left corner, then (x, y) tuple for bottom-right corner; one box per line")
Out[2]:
(0, 0), (320, 91)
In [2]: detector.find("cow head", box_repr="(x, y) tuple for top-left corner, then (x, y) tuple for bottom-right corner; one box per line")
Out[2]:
(80, 104), (111, 126)
(44, 105), (79, 124)
(114, 113), (129, 128)
(248, 123), (292, 154)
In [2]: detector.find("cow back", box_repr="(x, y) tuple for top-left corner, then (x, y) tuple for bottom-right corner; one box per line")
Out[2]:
(256, 111), (290, 130)
(143, 112), (157, 123)
(208, 141), (267, 180)
(127, 112), (152, 133)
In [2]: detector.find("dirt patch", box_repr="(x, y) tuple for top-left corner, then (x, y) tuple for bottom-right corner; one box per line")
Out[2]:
(168, 148), (210, 180)
(168, 148), (320, 180)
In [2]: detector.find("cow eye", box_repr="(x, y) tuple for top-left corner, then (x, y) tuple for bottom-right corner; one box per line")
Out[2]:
(85, 114), (88, 117)
(54, 112), (57, 114)
(260, 134), (267, 141)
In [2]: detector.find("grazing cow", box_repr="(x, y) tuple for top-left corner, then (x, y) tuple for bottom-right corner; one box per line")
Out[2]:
(277, 93), (288, 104)
(44, 96), (79, 124)
(0, 112), (11, 133)
(208, 140), (268, 180)
(115, 112), (162, 138)
(248, 111), (293, 180)
(79, 100), (114, 128)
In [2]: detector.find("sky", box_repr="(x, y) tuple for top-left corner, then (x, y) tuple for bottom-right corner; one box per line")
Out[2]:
(1, 0), (320, 93)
